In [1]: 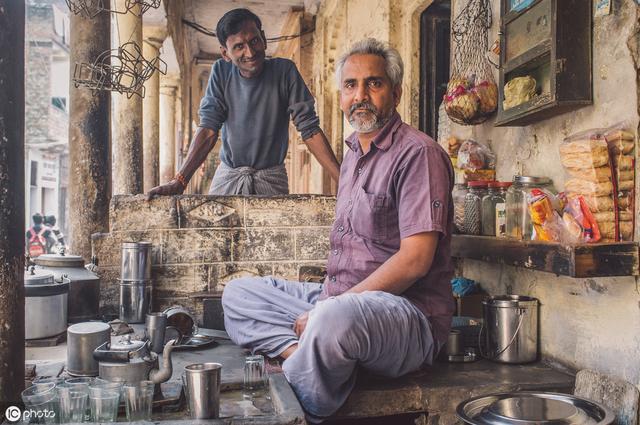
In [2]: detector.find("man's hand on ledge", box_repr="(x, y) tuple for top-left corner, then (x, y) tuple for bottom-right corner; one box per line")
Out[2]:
(146, 179), (185, 200)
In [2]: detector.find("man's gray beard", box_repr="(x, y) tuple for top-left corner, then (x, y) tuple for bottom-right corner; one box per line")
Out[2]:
(349, 111), (390, 133)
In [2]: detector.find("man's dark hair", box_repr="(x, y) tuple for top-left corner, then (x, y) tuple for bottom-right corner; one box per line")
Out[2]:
(44, 215), (56, 226)
(216, 8), (262, 47)
(32, 213), (43, 225)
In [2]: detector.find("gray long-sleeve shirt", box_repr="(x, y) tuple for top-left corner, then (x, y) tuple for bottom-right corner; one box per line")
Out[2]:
(198, 57), (321, 170)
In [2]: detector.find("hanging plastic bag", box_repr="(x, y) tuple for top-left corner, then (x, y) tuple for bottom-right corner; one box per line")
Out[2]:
(445, 0), (498, 125)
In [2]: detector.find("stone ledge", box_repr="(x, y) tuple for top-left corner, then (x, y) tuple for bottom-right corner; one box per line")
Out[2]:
(334, 361), (575, 421)
(109, 194), (337, 231)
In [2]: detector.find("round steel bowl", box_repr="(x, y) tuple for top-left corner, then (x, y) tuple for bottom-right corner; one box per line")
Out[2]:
(456, 391), (615, 425)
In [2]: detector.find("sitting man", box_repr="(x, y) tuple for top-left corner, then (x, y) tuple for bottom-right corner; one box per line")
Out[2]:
(222, 38), (455, 421)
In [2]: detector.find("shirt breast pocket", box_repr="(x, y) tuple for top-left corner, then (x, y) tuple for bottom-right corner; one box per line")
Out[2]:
(351, 188), (392, 242)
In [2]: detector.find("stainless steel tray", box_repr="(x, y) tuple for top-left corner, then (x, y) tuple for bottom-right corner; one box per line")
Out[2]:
(457, 391), (615, 425)
(172, 334), (218, 351)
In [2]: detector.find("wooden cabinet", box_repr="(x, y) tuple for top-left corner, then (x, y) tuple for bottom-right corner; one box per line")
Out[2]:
(495, 0), (592, 126)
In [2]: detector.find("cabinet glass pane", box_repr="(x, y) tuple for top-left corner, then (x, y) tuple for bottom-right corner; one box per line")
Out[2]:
(505, 0), (551, 62)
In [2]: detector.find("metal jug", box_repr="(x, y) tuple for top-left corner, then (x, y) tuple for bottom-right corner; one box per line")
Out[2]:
(94, 335), (176, 386)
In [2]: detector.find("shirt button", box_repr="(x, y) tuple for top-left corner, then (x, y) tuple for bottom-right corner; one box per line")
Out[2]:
(330, 276), (337, 282)
(358, 167), (363, 174)
(348, 199), (352, 204)
(333, 249), (338, 255)
(338, 226), (344, 232)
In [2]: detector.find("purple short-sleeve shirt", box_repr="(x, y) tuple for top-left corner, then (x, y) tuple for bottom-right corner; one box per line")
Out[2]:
(320, 112), (455, 344)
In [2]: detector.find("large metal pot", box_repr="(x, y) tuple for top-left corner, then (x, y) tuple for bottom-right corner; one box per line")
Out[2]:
(481, 295), (538, 363)
(67, 321), (111, 377)
(34, 250), (100, 322)
(25, 269), (69, 340)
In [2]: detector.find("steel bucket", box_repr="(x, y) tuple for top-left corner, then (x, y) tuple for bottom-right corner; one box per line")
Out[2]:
(481, 295), (538, 363)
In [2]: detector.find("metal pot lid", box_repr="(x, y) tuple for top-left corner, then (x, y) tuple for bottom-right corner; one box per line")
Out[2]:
(457, 392), (615, 425)
(513, 176), (552, 185)
(109, 336), (148, 355)
(483, 295), (538, 308)
(34, 253), (85, 268)
(68, 322), (111, 334)
(24, 268), (55, 286)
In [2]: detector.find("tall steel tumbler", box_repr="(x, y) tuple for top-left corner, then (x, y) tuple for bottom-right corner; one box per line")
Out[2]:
(183, 363), (222, 419)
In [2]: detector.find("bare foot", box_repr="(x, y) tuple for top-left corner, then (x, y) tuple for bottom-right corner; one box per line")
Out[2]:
(280, 344), (298, 359)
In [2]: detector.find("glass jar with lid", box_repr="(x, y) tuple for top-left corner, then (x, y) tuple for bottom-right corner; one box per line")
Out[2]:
(452, 183), (468, 234)
(505, 176), (554, 240)
(481, 182), (512, 237)
(464, 181), (490, 236)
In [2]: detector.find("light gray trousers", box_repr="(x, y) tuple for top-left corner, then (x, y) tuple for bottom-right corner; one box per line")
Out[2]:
(221, 276), (436, 421)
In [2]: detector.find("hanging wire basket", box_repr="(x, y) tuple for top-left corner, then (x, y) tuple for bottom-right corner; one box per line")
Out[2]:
(444, 0), (498, 126)
(73, 41), (167, 98)
(65, 0), (161, 18)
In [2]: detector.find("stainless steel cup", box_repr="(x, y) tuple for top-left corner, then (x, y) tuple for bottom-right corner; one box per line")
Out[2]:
(145, 313), (167, 354)
(446, 329), (463, 356)
(184, 363), (222, 419)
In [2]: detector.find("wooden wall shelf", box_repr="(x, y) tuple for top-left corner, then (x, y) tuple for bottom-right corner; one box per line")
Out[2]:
(451, 235), (639, 278)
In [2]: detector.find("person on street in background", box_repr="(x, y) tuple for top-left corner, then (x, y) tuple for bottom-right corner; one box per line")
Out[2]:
(221, 38), (455, 422)
(44, 215), (66, 252)
(26, 213), (56, 257)
(148, 8), (340, 197)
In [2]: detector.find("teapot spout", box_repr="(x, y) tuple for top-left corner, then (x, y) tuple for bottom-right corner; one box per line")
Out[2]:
(148, 339), (176, 385)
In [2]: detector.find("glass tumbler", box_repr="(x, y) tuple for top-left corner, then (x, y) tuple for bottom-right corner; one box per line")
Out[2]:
(88, 385), (120, 423)
(243, 355), (268, 392)
(123, 381), (154, 422)
(58, 383), (88, 424)
(21, 382), (59, 424)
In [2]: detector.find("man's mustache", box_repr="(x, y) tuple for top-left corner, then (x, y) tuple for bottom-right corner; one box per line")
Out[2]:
(349, 102), (378, 116)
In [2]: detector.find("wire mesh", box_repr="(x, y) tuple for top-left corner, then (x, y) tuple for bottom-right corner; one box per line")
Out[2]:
(65, 0), (161, 18)
(73, 41), (167, 98)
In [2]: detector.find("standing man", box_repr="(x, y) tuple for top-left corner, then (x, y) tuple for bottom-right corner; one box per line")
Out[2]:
(148, 8), (339, 196)
(222, 38), (455, 422)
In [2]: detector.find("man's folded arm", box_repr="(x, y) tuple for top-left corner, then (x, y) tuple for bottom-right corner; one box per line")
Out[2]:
(345, 231), (440, 296)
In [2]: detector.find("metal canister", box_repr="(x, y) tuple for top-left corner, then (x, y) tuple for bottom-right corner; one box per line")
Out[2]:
(121, 242), (152, 281)
(482, 295), (539, 363)
(34, 251), (100, 322)
(67, 321), (111, 377)
(119, 279), (152, 324)
(25, 269), (69, 340)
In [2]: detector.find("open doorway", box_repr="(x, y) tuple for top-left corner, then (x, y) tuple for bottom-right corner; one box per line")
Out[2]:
(419, 0), (451, 139)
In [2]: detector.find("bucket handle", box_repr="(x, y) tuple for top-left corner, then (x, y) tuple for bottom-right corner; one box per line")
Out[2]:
(479, 307), (526, 360)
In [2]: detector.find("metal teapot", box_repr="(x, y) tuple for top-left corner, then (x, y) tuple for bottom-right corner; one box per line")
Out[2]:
(93, 335), (176, 386)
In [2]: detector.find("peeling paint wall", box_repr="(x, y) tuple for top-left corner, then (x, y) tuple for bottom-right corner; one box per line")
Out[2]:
(310, 0), (640, 384)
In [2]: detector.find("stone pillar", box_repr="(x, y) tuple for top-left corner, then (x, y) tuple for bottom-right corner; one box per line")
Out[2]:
(0, 0), (25, 404)
(142, 28), (166, 192)
(69, 2), (111, 262)
(112, 0), (143, 194)
(159, 83), (177, 183)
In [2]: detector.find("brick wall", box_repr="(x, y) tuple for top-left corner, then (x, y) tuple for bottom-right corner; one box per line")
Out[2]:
(92, 195), (335, 324)
(26, 4), (53, 144)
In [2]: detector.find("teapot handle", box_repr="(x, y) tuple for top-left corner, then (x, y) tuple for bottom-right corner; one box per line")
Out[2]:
(93, 341), (130, 363)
